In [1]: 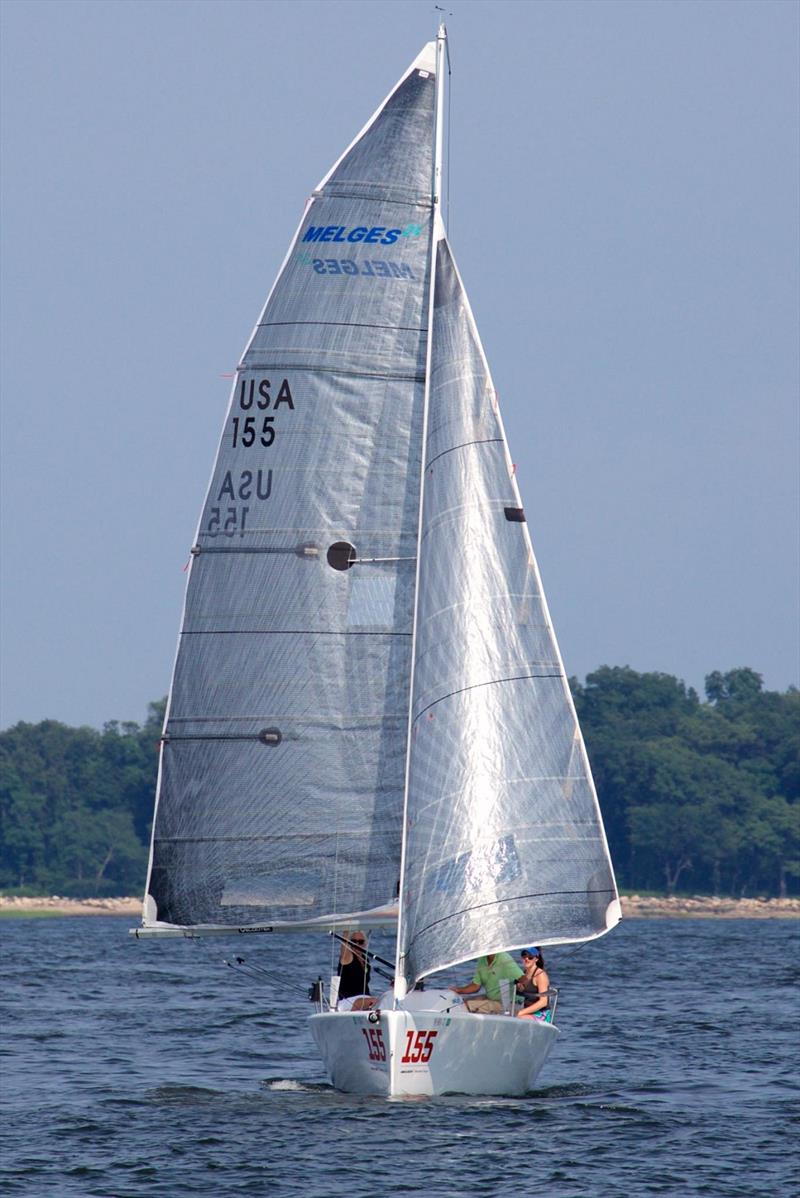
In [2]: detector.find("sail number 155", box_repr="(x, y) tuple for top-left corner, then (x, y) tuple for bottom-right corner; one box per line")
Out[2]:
(359, 1027), (439, 1065)
(361, 1027), (386, 1062)
(231, 416), (274, 448)
(231, 377), (295, 450)
(401, 1029), (438, 1063)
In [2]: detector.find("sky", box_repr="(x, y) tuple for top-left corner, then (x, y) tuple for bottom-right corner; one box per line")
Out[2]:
(1, 0), (798, 730)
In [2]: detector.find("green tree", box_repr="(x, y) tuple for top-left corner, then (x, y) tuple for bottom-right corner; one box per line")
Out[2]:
(705, 668), (764, 705)
(1, 680), (797, 899)
(0, 706), (160, 895)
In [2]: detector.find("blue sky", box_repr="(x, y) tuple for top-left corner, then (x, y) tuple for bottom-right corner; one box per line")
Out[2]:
(1, 0), (798, 728)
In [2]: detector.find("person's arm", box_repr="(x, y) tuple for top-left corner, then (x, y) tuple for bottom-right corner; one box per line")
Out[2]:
(339, 937), (355, 966)
(453, 966), (483, 996)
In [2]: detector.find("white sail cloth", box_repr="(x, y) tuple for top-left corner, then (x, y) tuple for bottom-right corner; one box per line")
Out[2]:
(141, 39), (618, 965)
(398, 241), (619, 986)
(144, 51), (437, 929)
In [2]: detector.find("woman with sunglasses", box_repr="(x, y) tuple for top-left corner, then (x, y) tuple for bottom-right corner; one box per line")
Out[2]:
(515, 948), (552, 1021)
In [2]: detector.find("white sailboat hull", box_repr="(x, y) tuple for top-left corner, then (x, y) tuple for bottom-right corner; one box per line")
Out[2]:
(309, 991), (559, 1097)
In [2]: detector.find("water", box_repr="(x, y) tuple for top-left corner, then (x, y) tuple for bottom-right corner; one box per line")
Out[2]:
(1, 918), (797, 1197)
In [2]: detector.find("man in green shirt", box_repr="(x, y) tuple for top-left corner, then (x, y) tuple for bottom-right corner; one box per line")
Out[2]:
(453, 951), (523, 1014)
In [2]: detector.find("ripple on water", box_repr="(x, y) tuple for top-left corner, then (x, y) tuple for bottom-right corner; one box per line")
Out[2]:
(1, 918), (798, 1198)
(146, 1085), (225, 1104)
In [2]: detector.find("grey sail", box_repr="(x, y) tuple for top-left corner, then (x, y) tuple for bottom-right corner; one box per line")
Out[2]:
(144, 44), (438, 929)
(398, 239), (620, 987)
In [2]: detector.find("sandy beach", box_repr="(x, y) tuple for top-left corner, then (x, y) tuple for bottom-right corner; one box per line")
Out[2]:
(0, 894), (797, 919)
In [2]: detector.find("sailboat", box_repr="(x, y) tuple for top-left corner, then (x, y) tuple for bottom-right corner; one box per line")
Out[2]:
(132, 26), (620, 1098)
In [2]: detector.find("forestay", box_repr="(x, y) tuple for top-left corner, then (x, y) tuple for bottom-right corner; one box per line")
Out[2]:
(397, 239), (620, 987)
(143, 45), (438, 930)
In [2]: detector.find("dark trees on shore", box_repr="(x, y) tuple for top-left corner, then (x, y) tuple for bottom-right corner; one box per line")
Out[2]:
(571, 667), (799, 898)
(0, 673), (797, 898)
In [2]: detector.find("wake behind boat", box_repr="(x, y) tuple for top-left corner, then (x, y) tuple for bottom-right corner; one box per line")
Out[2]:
(132, 25), (620, 1098)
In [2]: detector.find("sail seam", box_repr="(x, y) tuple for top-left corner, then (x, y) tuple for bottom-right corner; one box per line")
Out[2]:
(406, 889), (619, 946)
(257, 321), (429, 333)
(241, 363), (425, 382)
(315, 188), (433, 208)
(425, 437), (503, 469)
(412, 672), (562, 722)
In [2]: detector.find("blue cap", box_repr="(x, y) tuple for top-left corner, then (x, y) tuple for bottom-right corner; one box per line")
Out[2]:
(522, 947), (540, 957)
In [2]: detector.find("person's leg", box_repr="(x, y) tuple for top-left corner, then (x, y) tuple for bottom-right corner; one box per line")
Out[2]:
(351, 995), (378, 1010)
(464, 998), (503, 1014)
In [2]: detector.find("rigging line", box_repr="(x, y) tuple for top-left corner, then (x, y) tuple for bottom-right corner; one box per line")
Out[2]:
(224, 956), (310, 997)
(363, 931), (372, 1001)
(446, 25), (452, 234)
(359, 931), (396, 988)
(394, 25), (447, 1003)
(412, 672), (563, 722)
(192, 937), (280, 994)
(332, 932), (395, 973)
(352, 930), (395, 991)
(406, 888), (618, 949)
(351, 555), (417, 563)
(425, 437), (503, 470)
(191, 936), (310, 998)
(551, 939), (593, 965)
(313, 188), (432, 207)
(330, 786), (342, 982)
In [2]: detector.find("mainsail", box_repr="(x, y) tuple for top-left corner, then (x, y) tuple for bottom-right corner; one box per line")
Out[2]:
(397, 239), (619, 987)
(143, 44), (438, 930)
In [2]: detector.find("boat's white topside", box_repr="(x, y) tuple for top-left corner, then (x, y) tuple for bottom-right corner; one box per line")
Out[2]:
(310, 987), (558, 1097)
(376, 986), (471, 1015)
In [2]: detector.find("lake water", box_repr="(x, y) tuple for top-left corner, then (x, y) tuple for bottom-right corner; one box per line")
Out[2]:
(1, 917), (797, 1197)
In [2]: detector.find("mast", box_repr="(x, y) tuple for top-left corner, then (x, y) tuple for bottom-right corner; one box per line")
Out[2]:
(393, 21), (448, 1003)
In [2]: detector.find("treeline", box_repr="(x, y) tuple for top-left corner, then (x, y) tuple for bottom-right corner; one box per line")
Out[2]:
(0, 701), (165, 897)
(571, 667), (799, 898)
(0, 669), (797, 898)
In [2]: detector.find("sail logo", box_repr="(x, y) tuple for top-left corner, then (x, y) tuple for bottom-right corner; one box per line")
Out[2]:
(300, 255), (416, 280)
(302, 223), (423, 246)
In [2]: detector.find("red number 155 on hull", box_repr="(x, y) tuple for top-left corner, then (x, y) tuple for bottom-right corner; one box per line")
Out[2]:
(401, 1029), (438, 1064)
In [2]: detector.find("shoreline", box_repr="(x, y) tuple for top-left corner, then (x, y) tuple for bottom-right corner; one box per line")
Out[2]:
(0, 895), (798, 920)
